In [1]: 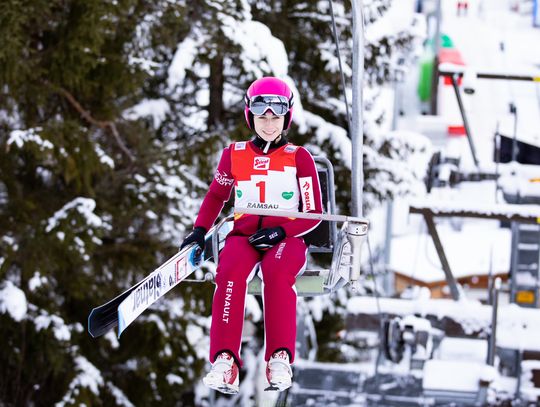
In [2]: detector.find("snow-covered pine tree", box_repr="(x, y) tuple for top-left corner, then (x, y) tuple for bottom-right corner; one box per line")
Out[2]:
(0, 1), (216, 404)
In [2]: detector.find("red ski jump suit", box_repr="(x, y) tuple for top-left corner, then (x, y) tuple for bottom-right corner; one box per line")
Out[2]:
(194, 140), (323, 366)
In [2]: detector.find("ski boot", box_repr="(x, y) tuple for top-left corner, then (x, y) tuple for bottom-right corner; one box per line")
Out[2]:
(265, 350), (293, 391)
(203, 352), (239, 394)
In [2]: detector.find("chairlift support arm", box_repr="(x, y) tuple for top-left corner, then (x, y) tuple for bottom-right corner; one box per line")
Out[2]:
(233, 207), (369, 225)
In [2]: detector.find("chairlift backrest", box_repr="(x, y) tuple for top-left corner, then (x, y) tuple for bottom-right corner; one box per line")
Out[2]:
(303, 156), (338, 252)
(210, 156), (338, 259)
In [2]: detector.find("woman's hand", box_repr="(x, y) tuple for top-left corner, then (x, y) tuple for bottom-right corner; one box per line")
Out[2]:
(180, 227), (207, 251)
(248, 227), (286, 250)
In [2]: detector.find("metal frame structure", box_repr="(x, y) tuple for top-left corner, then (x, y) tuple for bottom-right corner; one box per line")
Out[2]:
(409, 201), (540, 302)
(437, 65), (540, 169)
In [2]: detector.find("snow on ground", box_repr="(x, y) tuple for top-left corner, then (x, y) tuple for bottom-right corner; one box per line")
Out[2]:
(423, 359), (497, 392)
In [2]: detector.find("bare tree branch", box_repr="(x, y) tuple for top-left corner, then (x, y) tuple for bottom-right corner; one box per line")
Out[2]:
(52, 85), (135, 163)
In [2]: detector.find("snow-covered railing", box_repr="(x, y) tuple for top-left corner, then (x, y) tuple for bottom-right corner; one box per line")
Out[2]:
(438, 64), (540, 83)
(409, 199), (540, 224)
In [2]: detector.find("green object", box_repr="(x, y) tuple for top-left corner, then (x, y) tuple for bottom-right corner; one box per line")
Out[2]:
(417, 50), (434, 102)
(236, 189), (242, 198)
(282, 191), (294, 200)
(417, 33), (455, 102)
(440, 33), (454, 48)
(426, 33), (454, 49)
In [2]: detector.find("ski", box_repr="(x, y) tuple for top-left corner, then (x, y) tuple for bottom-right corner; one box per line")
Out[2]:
(116, 242), (203, 336)
(88, 228), (218, 338)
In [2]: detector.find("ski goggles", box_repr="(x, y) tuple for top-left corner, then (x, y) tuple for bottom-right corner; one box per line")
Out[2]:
(247, 94), (291, 116)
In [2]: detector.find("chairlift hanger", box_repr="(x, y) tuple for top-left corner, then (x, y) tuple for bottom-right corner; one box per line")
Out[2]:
(187, 0), (370, 298)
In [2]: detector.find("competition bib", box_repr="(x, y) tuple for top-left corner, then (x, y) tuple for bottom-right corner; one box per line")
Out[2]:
(231, 143), (300, 212)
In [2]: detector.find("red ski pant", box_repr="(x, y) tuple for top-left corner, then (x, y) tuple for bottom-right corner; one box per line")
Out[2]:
(209, 235), (307, 366)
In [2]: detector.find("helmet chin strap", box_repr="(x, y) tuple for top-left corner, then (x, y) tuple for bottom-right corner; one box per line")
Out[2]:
(252, 132), (287, 154)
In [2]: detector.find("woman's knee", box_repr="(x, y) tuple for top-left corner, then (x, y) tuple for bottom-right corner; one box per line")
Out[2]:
(216, 261), (259, 286)
(261, 268), (296, 287)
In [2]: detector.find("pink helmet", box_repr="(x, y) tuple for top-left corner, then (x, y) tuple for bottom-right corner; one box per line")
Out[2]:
(244, 77), (294, 131)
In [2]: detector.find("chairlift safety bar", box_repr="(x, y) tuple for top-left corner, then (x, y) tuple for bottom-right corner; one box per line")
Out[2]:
(233, 207), (369, 227)
(215, 208), (371, 294)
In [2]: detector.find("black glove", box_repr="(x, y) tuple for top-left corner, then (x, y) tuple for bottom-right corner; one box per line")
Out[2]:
(180, 227), (207, 251)
(248, 227), (286, 251)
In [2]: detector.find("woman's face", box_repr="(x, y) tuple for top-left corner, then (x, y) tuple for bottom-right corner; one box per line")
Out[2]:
(253, 112), (285, 142)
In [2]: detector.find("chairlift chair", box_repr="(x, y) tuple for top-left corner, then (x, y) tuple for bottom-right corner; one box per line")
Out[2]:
(205, 156), (369, 297)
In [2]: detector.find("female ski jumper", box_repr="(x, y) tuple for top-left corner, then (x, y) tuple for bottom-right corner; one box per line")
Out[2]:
(193, 137), (323, 367)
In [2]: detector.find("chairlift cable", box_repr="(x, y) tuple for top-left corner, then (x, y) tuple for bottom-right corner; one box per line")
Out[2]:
(328, 0), (352, 130)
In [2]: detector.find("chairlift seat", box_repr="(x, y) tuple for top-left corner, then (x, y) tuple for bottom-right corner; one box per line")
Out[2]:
(248, 269), (329, 297)
(210, 156), (356, 297)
